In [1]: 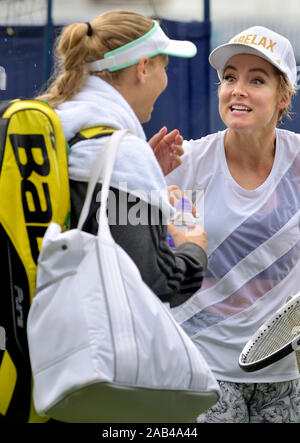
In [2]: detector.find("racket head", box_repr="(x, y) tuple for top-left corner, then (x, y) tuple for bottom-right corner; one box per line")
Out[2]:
(239, 291), (300, 372)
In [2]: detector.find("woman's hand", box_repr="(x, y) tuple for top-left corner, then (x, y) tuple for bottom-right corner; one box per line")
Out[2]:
(148, 126), (184, 176)
(168, 185), (198, 218)
(167, 185), (206, 250)
(168, 223), (207, 251)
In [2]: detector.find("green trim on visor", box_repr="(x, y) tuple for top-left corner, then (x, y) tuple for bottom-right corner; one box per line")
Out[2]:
(105, 21), (159, 72)
(104, 20), (158, 60)
(108, 47), (197, 72)
(108, 50), (161, 72)
(87, 19), (197, 72)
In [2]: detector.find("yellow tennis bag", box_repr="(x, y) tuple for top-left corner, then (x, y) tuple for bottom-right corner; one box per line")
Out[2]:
(0, 99), (70, 423)
(0, 99), (116, 422)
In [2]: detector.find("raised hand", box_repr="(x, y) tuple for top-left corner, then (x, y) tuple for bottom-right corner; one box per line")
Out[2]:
(148, 126), (184, 175)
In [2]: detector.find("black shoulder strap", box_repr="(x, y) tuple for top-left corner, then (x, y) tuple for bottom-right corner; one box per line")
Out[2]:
(0, 101), (13, 174)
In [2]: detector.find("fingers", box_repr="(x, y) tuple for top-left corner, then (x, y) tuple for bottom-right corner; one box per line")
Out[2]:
(174, 133), (183, 147)
(168, 186), (198, 217)
(170, 155), (182, 172)
(160, 129), (183, 149)
(164, 131), (183, 149)
(150, 128), (184, 175)
(163, 128), (179, 142)
(173, 144), (184, 156)
(167, 223), (185, 242)
(167, 185), (181, 194)
(168, 186), (182, 207)
(148, 126), (167, 149)
(169, 133), (184, 160)
(167, 224), (207, 251)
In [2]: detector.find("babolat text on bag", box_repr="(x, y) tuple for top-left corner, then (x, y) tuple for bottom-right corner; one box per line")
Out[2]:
(0, 99), (70, 423)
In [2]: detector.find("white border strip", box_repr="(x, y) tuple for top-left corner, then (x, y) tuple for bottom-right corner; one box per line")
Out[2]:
(174, 210), (300, 324)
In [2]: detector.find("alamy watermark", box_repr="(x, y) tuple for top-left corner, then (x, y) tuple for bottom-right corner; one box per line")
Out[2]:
(94, 185), (204, 227)
(0, 326), (6, 351)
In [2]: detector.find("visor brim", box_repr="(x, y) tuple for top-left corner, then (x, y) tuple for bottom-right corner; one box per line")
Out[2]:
(209, 43), (283, 80)
(161, 39), (197, 58)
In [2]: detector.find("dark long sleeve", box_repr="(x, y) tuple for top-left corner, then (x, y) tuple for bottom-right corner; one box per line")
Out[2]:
(70, 180), (207, 308)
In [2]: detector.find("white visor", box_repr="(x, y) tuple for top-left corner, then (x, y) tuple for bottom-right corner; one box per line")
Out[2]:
(87, 20), (197, 72)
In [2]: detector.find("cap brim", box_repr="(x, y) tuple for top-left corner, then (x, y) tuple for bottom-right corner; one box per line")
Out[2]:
(209, 43), (282, 80)
(161, 39), (197, 58)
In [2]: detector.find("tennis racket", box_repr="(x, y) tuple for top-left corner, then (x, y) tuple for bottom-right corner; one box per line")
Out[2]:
(239, 291), (300, 372)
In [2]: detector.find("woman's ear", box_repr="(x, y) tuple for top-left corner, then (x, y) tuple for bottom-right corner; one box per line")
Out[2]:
(278, 91), (292, 110)
(136, 57), (150, 84)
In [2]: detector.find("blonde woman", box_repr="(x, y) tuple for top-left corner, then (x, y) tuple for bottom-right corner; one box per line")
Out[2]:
(37, 10), (208, 308)
(167, 26), (300, 422)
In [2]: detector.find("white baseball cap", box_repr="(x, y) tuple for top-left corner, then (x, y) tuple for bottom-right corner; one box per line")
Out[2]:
(209, 26), (297, 86)
(87, 20), (197, 72)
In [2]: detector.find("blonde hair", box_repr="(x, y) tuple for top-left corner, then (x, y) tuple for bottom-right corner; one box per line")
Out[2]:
(36, 10), (155, 107)
(277, 72), (296, 126)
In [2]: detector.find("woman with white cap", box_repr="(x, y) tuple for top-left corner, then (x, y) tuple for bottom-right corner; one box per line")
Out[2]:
(37, 10), (208, 309)
(166, 26), (300, 422)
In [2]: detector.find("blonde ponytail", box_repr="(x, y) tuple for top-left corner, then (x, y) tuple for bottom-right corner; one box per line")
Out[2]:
(36, 10), (154, 107)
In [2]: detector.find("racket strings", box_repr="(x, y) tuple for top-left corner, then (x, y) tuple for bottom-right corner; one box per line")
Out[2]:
(243, 303), (300, 363)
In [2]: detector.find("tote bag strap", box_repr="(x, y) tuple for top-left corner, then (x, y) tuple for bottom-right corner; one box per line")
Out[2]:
(77, 129), (131, 232)
(77, 129), (139, 384)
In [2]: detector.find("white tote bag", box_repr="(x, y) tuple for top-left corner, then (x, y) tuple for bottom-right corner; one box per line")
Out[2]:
(27, 130), (220, 423)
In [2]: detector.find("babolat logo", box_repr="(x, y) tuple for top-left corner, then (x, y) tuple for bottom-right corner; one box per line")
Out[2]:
(0, 326), (6, 350)
(10, 133), (52, 263)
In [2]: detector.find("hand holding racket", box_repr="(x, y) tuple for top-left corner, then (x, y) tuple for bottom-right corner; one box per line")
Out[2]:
(239, 291), (300, 372)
